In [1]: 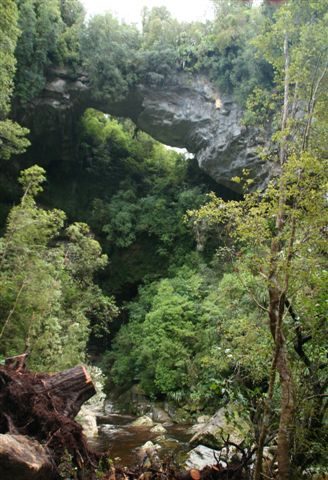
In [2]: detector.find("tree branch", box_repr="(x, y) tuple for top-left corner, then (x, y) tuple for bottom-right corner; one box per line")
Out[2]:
(0, 281), (26, 341)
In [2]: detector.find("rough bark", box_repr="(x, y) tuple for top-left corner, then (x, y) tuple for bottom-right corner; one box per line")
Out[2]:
(253, 351), (277, 480)
(33, 365), (96, 417)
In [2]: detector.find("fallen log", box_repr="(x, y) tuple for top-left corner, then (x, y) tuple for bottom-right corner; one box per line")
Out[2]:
(33, 365), (96, 417)
(0, 357), (99, 479)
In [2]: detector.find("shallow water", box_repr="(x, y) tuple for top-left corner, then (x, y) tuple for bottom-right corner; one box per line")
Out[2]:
(88, 411), (191, 466)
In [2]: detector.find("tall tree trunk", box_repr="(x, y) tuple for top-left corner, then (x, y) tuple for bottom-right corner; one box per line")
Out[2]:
(267, 32), (295, 480)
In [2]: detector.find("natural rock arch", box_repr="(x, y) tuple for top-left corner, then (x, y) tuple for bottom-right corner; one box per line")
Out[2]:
(18, 67), (272, 192)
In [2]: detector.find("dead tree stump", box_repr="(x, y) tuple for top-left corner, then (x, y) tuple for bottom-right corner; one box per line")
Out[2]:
(0, 356), (99, 479)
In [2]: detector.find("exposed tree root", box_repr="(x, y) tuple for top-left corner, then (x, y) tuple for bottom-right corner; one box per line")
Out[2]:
(0, 359), (99, 478)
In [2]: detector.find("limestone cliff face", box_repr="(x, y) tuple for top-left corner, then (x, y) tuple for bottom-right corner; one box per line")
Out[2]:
(19, 68), (271, 192)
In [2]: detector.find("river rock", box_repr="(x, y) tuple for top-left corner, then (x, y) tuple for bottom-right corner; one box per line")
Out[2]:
(0, 434), (54, 480)
(187, 415), (211, 435)
(141, 440), (161, 451)
(152, 406), (171, 423)
(197, 415), (210, 424)
(187, 424), (203, 435)
(76, 405), (98, 437)
(150, 424), (167, 434)
(80, 414), (98, 437)
(189, 406), (249, 448)
(156, 437), (180, 450)
(131, 415), (154, 427)
(138, 441), (162, 469)
(185, 445), (224, 471)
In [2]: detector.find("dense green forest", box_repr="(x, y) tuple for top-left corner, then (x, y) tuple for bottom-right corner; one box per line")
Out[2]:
(0, 0), (327, 479)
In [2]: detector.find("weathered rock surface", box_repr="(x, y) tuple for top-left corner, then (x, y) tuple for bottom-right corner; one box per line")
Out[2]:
(189, 406), (249, 449)
(185, 445), (224, 471)
(150, 424), (167, 434)
(137, 441), (162, 469)
(152, 406), (172, 423)
(188, 415), (212, 435)
(0, 434), (54, 480)
(18, 68), (272, 192)
(197, 415), (211, 424)
(77, 405), (99, 438)
(131, 415), (154, 427)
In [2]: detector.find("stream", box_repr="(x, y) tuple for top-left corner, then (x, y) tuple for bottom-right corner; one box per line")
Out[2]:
(87, 406), (192, 466)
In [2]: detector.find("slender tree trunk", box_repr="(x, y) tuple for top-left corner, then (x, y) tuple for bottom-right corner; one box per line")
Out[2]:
(253, 351), (277, 480)
(268, 281), (294, 480)
(276, 341), (294, 480)
(0, 280), (26, 341)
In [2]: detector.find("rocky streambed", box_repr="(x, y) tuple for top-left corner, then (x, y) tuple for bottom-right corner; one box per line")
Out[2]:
(79, 400), (255, 472)
(83, 404), (192, 466)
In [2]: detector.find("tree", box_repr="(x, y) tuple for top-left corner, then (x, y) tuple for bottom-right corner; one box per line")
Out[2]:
(58, 0), (85, 67)
(13, 0), (85, 102)
(193, 0), (274, 103)
(81, 13), (140, 102)
(14, 0), (63, 102)
(188, 1), (328, 478)
(0, 0), (29, 160)
(0, 0), (19, 116)
(0, 165), (117, 371)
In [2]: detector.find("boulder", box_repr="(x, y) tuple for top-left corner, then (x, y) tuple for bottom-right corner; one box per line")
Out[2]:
(138, 441), (161, 469)
(140, 440), (161, 451)
(0, 434), (54, 480)
(131, 415), (154, 427)
(77, 405), (99, 438)
(152, 406), (171, 423)
(150, 424), (167, 434)
(189, 406), (249, 449)
(156, 437), (180, 448)
(187, 424), (204, 436)
(185, 445), (224, 471)
(79, 414), (98, 438)
(187, 415), (211, 436)
(197, 415), (211, 424)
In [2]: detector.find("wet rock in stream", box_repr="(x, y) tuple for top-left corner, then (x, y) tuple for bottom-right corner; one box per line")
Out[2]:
(131, 415), (154, 427)
(150, 424), (167, 434)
